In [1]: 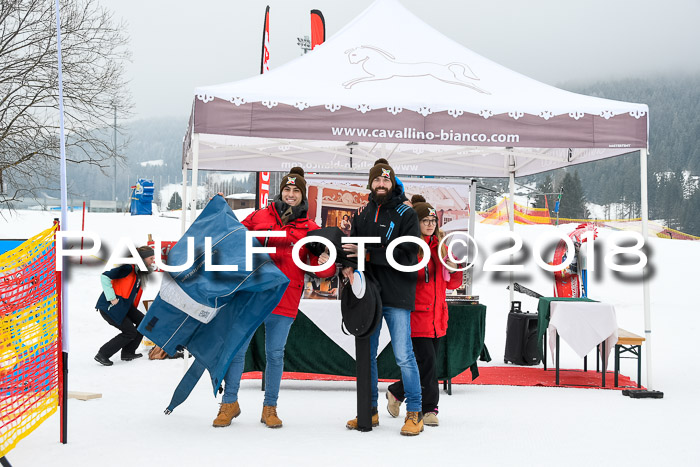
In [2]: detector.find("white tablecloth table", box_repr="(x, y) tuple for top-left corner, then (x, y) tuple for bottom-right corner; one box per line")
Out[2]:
(547, 301), (618, 384)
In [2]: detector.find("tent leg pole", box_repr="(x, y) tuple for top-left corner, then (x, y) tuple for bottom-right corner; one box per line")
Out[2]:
(623, 148), (663, 399)
(182, 133), (200, 375)
(640, 148), (653, 389)
(466, 178), (478, 295)
(189, 133), (200, 227)
(180, 163), (188, 235)
(508, 170), (515, 304)
(315, 185), (323, 226)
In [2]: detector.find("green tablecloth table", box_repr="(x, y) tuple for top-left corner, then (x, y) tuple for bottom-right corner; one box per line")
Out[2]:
(243, 303), (490, 385)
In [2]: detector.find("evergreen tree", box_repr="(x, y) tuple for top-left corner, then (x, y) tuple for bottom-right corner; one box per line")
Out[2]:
(167, 192), (182, 210)
(654, 170), (683, 229)
(476, 179), (501, 212)
(558, 171), (589, 219)
(681, 190), (700, 236)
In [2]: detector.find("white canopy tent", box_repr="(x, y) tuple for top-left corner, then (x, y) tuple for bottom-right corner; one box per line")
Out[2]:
(182, 0), (654, 390)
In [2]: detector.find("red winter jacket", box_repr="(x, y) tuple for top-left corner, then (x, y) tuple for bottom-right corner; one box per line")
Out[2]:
(242, 205), (335, 319)
(411, 235), (463, 338)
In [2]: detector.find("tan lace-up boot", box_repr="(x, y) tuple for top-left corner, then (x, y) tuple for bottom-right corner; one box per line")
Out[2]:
(346, 407), (379, 429)
(386, 391), (401, 418)
(400, 411), (424, 436)
(212, 401), (241, 427)
(423, 411), (439, 426)
(261, 405), (283, 428)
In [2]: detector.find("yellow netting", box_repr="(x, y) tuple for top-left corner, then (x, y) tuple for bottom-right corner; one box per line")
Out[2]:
(478, 200), (700, 240)
(479, 198), (552, 225)
(0, 224), (59, 457)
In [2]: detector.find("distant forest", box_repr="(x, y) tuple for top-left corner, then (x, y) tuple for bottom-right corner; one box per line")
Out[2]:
(55, 73), (700, 234)
(61, 117), (256, 209)
(552, 74), (699, 234)
(469, 74), (700, 235)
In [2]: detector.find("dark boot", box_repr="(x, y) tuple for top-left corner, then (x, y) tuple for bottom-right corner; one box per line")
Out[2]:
(94, 353), (113, 366)
(121, 352), (143, 361)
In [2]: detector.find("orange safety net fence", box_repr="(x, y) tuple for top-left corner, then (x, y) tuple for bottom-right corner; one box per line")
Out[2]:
(478, 199), (700, 240)
(0, 225), (59, 457)
(479, 198), (552, 225)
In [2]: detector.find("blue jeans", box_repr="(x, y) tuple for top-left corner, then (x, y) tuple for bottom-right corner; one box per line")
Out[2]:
(370, 306), (422, 412)
(222, 313), (294, 407)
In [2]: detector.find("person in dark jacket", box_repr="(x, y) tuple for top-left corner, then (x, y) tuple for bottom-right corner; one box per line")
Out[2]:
(94, 245), (155, 366)
(213, 167), (335, 429)
(341, 158), (424, 436)
(386, 195), (463, 427)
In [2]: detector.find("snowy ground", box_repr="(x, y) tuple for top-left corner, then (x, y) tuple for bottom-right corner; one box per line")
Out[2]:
(2, 209), (698, 466)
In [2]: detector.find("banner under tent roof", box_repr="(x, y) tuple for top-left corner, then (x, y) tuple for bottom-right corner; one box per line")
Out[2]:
(184, 0), (648, 178)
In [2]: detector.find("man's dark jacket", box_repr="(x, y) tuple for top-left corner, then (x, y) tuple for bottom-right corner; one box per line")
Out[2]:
(351, 189), (420, 310)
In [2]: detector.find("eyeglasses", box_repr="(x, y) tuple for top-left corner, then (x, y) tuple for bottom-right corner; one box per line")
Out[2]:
(420, 219), (437, 226)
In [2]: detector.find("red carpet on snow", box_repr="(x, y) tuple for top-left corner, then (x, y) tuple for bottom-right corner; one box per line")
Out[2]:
(242, 367), (646, 390)
(450, 366), (646, 390)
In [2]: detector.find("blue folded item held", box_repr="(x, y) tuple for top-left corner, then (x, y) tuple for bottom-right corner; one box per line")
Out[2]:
(137, 196), (289, 412)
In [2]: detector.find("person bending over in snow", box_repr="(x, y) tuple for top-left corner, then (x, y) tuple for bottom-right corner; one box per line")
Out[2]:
(94, 246), (155, 366)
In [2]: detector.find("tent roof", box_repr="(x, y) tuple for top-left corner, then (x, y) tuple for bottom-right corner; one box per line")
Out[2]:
(186, 0), (648, 178)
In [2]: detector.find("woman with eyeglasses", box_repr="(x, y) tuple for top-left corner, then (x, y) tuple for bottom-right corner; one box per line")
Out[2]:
(385, 195), (463, 427)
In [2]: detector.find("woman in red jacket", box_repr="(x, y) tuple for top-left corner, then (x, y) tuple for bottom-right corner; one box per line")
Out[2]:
(386, 195), (463, 427)
(213, 167), (335, 429)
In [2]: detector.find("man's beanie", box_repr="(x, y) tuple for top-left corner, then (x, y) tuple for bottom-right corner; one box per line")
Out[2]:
(367, 158), (396, 189)
(280, 167), (307, 200)
(411, 195), (437, 221)
(137, 246), (155, 259)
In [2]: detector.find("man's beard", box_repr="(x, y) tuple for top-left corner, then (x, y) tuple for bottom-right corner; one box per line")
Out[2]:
(372, 188), (391, 204)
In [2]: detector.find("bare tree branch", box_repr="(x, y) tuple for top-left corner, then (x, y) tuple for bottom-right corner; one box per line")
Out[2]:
(0, 0), (132, 206)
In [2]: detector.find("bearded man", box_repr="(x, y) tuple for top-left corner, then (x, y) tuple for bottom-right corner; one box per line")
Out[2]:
(342, 158), (424, 436)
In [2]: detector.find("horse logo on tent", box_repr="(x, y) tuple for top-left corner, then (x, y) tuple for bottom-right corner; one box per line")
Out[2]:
(342, 45), (489, 94)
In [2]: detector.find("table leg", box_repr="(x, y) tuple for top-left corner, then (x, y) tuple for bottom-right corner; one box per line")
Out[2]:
(637, 345), (642, 388)
(614, 344), (620, 388)
(543, 331), (548, 371)
(555, 332), (560, 386)
(601, 340), (606, 387)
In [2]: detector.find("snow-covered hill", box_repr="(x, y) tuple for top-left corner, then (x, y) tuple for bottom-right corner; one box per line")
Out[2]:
(1, 209), (696, 466)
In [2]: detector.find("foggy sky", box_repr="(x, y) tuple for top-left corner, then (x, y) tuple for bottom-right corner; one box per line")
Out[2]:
(99, 0), (700, 119)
